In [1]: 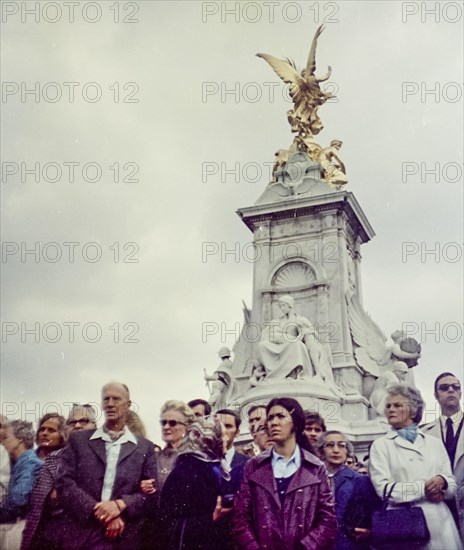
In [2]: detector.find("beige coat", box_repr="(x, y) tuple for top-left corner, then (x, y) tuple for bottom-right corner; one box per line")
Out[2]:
(369, 428), (462, 550)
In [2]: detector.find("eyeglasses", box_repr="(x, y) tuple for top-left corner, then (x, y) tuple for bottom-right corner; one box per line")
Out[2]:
(67, 418), (92, 427)
(160, 419), (187, 428)
(437, 383), (461, 392)
(323, 441), (347, 449)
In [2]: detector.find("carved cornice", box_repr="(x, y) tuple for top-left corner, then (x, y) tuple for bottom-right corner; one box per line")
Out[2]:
(237, 192), (375, 244)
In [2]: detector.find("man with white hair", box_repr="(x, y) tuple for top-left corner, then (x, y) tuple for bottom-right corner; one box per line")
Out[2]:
(56, 383), (157, 549)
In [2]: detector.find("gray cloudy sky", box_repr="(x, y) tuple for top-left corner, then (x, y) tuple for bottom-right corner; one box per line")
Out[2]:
(1, 0), (463, 441)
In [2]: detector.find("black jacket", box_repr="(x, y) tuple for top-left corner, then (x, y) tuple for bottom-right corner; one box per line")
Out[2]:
(159, 453), (221, 550)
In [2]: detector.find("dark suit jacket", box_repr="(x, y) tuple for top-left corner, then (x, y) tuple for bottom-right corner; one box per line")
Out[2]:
(55, 429), (157, 550)
(221, 450), (249, 499)
(213, 450), (249, 550)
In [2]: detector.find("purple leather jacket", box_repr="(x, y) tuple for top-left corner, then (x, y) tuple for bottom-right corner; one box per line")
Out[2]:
(232, 447), (336, 550)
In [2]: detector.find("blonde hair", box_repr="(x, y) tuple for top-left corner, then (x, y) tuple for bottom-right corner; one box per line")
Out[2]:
(160, 400), (195, 425)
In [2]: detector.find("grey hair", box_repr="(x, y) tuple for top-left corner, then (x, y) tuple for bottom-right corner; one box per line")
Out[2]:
(68, 403), (97, 424)
(7, 420), (35, 450)
(385, 383), (424, 423)
(317, 430), (354, 458)
(101, 382), (130, 400)
(160, 400), (195, 425)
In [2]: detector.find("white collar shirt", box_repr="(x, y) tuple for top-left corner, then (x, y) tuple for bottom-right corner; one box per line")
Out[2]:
(271, 444), (301, 478)
(440, 410), (463, 436)
(90, 426), (137, 501)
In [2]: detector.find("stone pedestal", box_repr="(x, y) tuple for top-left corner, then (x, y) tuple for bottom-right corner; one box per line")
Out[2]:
(235, 189), (375, 422)
(206, 158), (419, 450)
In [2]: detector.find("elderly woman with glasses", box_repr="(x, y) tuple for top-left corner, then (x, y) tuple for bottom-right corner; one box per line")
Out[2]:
(369, 383), (462, 550)
(140, 401), (195, 548)
(318, 431), (379, 550)
(152, 400), (195, 494)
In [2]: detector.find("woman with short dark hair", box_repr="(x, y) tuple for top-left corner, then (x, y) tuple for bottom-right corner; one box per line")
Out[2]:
(232, 397), (336, 550)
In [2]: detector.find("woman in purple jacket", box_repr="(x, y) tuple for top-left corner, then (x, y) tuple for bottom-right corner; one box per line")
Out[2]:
(232, 397), (337, 550)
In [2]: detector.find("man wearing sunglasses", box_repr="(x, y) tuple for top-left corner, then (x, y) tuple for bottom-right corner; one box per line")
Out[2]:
(422, 372), (463, 537)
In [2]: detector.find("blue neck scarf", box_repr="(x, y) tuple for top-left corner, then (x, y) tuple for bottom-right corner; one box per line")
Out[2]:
(396, 423), (418, 443)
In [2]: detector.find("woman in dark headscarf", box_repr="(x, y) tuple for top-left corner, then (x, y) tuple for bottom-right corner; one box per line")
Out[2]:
(158, 415), (229, 550)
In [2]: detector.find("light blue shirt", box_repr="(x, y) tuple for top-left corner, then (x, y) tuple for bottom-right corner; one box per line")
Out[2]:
(0, 449), (42, 522)
(271, 444), (301, 478)
(90, 427), (137, 500)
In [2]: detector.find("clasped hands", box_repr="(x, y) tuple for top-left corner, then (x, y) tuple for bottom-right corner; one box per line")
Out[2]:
(93, 499), (126, 540)
(424, 475), (446, 503)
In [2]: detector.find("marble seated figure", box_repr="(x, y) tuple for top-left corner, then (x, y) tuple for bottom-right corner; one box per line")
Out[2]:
(257, 295), (314, 381)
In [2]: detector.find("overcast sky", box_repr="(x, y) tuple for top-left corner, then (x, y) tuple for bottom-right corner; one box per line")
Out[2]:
(1, 0), (462, 442)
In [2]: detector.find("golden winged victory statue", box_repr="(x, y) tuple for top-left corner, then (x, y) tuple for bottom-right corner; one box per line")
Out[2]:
(257, 25), (347, 189)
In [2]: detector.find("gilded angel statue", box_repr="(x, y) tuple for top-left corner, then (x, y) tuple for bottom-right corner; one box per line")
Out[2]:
(317, 140), (348, 186)
(346, 291), (421, 379)
(257, 25), (333, 136)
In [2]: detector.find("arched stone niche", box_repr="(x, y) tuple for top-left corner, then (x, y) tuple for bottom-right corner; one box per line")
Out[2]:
(261, 259), (330, 335)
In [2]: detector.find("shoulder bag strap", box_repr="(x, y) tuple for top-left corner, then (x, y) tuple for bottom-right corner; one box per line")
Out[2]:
(382, 483), (396, 509)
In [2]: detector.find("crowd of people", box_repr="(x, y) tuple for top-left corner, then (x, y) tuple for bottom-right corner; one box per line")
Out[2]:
(0, 372), (462, 550)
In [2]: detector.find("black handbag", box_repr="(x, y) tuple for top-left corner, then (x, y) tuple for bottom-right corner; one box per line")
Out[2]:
(371, 483), (430, 549)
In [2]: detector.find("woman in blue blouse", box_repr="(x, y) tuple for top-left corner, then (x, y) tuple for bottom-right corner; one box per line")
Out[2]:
(0, 420), (42, 548)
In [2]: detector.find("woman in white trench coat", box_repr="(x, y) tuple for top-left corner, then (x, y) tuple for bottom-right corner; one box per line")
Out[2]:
(369, 383), (462, 550)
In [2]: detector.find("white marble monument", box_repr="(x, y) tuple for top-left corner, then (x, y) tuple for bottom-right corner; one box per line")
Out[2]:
(203, 27), (421, 454)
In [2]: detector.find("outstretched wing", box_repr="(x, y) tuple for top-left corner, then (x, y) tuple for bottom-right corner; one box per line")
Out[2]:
(306, 24), (324, 76)
(346, 291), (390, 376)
(305, 25), (332, 83)
(256, 53), (304, 98)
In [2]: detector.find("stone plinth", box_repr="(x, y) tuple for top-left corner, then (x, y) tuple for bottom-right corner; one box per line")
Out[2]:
(235, 190), (375, 420)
